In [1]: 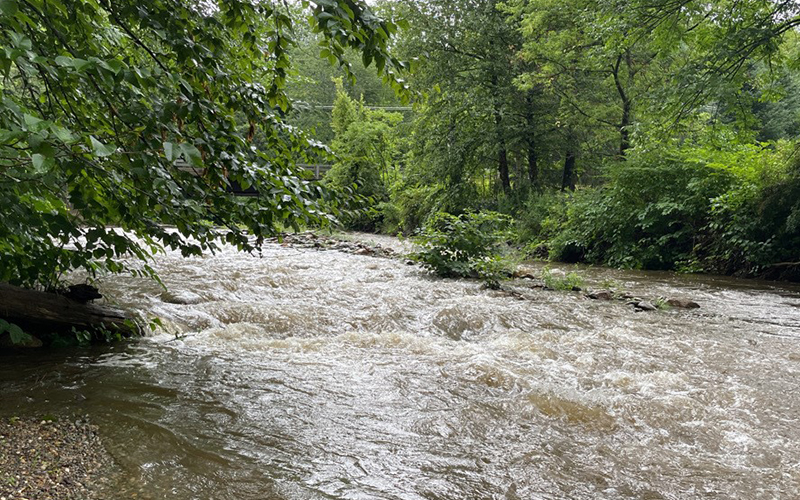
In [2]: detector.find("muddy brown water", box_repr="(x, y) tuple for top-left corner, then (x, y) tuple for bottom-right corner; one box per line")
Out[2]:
(1, 241), (799, 499)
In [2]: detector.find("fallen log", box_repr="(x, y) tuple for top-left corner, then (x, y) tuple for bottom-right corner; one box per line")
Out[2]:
(0, 283), (138, 345)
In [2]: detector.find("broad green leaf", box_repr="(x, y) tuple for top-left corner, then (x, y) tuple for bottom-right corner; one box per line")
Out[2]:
(90, 136), (115, 157)
(31, 153), (45, 171)
(23, 113), (44, 130)
(51, 125), (75, 143)
(0, 319), (33, 345)
(180, 143), (203, 166)
(0, 0), (18, 16)
(164, 141), (176, 161)
(54, 55), (72, 67)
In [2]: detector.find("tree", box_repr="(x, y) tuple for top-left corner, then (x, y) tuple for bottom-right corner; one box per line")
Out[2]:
(0, 0), (406, 289)
(506, 0), (666, 161)
(285, 2), (403, 145)
(325, 78), (402, 230)
(394, 0), (544, 195)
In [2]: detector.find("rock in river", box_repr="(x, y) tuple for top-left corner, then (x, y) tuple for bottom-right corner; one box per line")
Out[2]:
(587, 290), (614, 300)
(666, 298), (700, 309)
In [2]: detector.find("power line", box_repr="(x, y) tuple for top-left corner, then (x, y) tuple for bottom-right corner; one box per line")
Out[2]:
(311, 105), (413, 111)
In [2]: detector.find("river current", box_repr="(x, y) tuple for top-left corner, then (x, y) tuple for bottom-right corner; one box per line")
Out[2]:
(2, 237), (799, 499)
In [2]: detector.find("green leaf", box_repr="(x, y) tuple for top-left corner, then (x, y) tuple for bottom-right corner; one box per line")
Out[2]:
(163, 141), (175, 161)
(31, 153), (45, 171)
(90, 136), (115, 157)
(0, 319), (33, 345)
(0, 0), (18, 16)
(54, 55), (72, 67)
(51, 125), (75, 144)
(23, 113), (45, 130)
(180, 143), (203, 167)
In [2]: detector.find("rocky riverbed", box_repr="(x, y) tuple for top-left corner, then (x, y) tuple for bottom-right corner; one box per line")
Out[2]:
(0, 416), (114, 500)
(268, 231), (704, 312)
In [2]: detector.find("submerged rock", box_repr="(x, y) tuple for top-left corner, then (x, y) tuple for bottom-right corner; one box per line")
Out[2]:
(160, 290), (204, 305)
(587, 290), (614, 300)
(665, 298), (700, 309)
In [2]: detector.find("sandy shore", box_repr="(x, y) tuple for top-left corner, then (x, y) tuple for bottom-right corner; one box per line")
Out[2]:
(0, 416), (114, 500)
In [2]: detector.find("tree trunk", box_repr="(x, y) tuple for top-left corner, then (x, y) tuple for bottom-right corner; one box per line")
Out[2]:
(612, 52), (632, 159)
(492, 75), (511, 193)
(525, 93), (539, 187)
(561, 149), (576, 191)
(498, 142), (510, 193)
(527, 141), (539, 187)
(0, 283), (138, 340)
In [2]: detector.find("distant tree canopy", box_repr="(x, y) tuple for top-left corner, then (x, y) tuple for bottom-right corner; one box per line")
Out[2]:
(0, 0), (406, 289)
(330, 0), (799, 276)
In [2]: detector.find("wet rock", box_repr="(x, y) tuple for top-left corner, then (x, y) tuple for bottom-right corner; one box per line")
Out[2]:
(406, 260), (415, 265)
(160, 290), (204, 305)
(587, 290), (614, 300)
(63, 284), (103, 303)
(512, 270), (537, 280)
(665, 298), (700, 309)
(354, 248), (372, 256)
(633, 301), (658, 312)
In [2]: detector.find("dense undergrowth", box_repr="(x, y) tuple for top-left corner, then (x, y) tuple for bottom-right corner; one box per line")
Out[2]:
(521, 142), (800, 276)
(327, 99), (800, 279)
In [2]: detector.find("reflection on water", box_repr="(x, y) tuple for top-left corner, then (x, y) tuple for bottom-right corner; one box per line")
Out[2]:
(2, 240), (799, 499)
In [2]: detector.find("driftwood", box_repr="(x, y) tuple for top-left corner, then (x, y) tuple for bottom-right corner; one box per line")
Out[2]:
(0, 283), (138, 342)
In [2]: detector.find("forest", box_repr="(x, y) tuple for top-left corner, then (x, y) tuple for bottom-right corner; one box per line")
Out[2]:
(1, 0), (799, 298)
(290, 0), (800, 280)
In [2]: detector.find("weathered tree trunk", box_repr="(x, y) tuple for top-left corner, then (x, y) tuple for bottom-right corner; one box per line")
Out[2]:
(0, 283), (138, 340)
(493, 110), (511, 193)
(561, 149), (576, 191)
(759, 262), (800, 282)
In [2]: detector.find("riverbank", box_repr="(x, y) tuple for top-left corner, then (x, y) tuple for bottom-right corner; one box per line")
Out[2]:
(0, 416), (114, 500)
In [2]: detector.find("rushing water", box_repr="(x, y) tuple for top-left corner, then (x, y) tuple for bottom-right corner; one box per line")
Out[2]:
(2, 238), (800, 499)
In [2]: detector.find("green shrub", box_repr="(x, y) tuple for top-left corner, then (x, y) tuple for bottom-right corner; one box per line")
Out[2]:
(540, 267), (584, 291)
(523, 140), (798, 276)
(412, 211), (514, 287)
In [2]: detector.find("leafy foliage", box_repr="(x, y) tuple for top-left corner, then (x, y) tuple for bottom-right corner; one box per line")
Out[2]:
(540, 267), (584, 292)
(0, 0), (406, 289)
(325, 78), (403, 230)
(0, 318), (32, 345)
(537, 139), (798, 274)
(412, 211), (514, 286)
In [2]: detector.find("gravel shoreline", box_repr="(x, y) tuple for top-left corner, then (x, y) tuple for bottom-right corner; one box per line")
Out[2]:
(0, 416), (115, 500)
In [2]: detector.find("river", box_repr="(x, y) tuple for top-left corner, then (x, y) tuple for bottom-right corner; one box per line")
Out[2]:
(2, 237), (799, 499)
